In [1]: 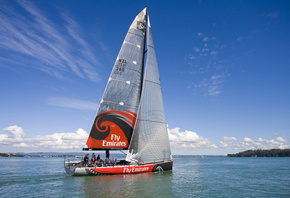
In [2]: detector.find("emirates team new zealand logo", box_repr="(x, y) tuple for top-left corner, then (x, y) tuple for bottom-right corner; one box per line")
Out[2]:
(137, 21), (145, 32)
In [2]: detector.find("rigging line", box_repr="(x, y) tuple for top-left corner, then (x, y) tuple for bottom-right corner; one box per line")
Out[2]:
(119, 150), (127, 155)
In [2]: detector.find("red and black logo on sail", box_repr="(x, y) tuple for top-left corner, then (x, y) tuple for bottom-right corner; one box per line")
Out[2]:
(86, 110), (137, 149)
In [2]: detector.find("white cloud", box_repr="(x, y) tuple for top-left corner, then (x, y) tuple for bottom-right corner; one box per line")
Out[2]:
(207, 74), (226, 96)
(168, 128), (217, 149)
(194, 47), (200, 52)
(277, 137), (288, 142)
(3, 125), (26, 139)
(210, 51), (218, 55)
(2, 125), (289, 152)
(13, 142), (30, 148)
(169, 127), (289, 152)
(243, 137), (253, 142)
(186, 32), (229, 97)
(220, 136), (289, 150)
(203, 37), (209, 41)
(0, 1), (101, 81)
(197, 32), (204, 36)
(223, 137), (237, 141)
(47, 96), (98, 111)
(1, 125), (89, 150)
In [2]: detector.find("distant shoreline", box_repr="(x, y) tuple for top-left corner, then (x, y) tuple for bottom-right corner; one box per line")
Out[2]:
(227, 149), (290, 157)
(0, 153), (75, 157)
(2, 149), (290, 158)
(0, 152), (227, 158)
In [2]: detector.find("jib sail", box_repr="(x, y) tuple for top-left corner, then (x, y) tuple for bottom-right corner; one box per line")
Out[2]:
(126, 16), (172, 163)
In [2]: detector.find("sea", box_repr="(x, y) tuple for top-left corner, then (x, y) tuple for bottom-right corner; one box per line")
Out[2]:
(0, 157), (289, 198)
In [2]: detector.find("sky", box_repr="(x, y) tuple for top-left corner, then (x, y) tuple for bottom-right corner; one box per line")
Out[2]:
(0, 0), (289, 155)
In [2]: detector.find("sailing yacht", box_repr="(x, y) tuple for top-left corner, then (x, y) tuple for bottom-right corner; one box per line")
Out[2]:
(65, 7), (172, 176)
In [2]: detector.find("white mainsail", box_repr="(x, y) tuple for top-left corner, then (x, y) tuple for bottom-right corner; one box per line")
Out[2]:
(85, 8), (147, 150)
(126, 16), (172, 164)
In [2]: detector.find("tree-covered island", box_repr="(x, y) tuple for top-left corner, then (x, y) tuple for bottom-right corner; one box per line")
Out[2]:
(227, 149), (290, 157)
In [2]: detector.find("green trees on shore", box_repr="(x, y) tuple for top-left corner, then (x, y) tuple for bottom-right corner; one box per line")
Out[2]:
(0, 153), (25, 157)
(227, 149), (290, 157)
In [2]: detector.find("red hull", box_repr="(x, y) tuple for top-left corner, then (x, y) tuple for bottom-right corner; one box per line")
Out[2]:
(65, 161), (173, 176)
(91, 164), (155, 175)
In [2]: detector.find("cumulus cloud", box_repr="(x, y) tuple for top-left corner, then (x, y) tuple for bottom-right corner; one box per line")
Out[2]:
(220, 136), (289, 150)
(276, 137), (288, 142)
(2, 125), (289, 152)
(223, 137), (237, 141)
(243, 137), (253, 142)
(3, 125), (26, 139)
(1, 125), (88, 149)
(168, 127), (289, 152)
(168, 128), (217, 149)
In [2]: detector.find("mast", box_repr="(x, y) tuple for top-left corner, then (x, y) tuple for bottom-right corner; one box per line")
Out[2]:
(84, 8), (147, 151)
(140, 6), (148, 99)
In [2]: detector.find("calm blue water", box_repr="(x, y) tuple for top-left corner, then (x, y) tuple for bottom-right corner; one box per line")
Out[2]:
(0, 157), (289, 197)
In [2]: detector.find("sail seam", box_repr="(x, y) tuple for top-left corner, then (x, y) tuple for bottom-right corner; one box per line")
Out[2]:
(136, 119), (166, 124)
(101, 100), (120, 105)
(128, 31), (144, 37)
(126, 59), (139, 65)
(117, 58), (141, 65)
(125, 67), (142, 74)
(147, 44), (154, 49)
(101, 100), (139, 109)
(124, 41), (141, 48)
(144, 79), (160, 85)
(109, 78), (139, 86)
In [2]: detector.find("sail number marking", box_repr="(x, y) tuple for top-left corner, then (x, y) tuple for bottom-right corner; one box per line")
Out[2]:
(114, 59), (127, 75)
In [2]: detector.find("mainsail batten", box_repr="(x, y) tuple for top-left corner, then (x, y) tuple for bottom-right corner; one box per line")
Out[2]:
(85, 8), (147, 150)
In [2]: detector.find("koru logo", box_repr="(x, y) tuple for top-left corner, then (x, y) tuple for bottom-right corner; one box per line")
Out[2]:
(137, 21), (145, 32)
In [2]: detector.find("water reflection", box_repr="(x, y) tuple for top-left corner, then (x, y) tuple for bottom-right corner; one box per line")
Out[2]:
(73, 171), (174, 197)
